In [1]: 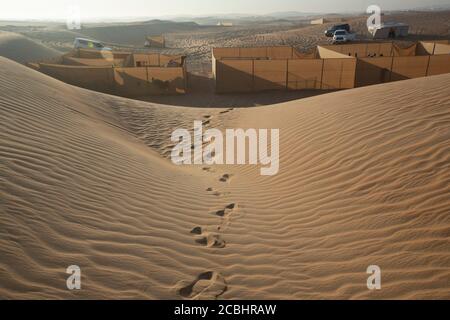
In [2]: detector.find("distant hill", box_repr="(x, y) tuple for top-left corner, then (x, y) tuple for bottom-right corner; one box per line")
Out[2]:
(264, 11), (314, 18)
(80, 20), (201, 46)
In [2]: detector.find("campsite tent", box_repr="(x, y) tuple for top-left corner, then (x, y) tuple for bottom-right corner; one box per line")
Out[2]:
(217, 22), (233, 27)
(311, 18), (328, 25)
(144, 35), (165, 48)
(368, 22), (409, 39)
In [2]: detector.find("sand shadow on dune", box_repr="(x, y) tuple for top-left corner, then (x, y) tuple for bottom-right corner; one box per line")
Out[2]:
(140, 73), (332, 108)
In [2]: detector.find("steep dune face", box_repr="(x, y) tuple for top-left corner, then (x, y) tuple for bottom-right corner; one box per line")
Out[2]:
(1, 57), (449, 299)
(0, 31), (61, 63)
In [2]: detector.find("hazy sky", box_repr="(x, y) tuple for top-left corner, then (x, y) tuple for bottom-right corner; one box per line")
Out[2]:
(1, 0), (449, 20)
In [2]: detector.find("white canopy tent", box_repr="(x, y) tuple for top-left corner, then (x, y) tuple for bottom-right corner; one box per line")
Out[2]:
(368, 22), (409, 39)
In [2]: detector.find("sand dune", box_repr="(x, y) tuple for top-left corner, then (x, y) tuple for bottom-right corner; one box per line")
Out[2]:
(1, 56), (449, 299)
(0, 31), (61, 64)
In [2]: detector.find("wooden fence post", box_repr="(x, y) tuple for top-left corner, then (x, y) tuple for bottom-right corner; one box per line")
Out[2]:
(425, 55), (431, 77)
(320, 59), (325, 90)
(285, 59), (289, 90)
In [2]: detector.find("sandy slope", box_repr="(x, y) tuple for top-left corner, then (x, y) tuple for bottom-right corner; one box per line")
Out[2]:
(1, 57), (449, 299)
(0, 31), (61, 63)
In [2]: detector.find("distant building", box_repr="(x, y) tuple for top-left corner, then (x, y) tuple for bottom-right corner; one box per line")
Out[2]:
(217, 22), (233, 27)
(311, 18), (328, 25)
(368, 22), (409, 39)
(311, 17), (345, 25)
(145, 35), (165, 48)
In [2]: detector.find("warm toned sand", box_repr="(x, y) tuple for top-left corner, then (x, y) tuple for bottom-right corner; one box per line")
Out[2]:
(0, 31), (61, 63)
(1, 56), (449, 299)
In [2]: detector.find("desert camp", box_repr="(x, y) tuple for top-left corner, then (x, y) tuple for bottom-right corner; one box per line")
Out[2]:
(28, 48), (187, 97)
(22, 39), (450, 97)
(368, 22), (409, 39)
(145, 35), (166, 48)
(212, 41), (450, 93)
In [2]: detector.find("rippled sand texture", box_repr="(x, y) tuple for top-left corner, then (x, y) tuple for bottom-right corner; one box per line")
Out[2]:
(1, 57), (449, 299)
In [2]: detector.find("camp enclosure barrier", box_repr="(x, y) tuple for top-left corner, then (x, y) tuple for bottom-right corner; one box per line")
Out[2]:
(321, 42), (422, 58)
(321, 59), (357, 89)
(327, 41), (450, 58)
(64, 49), (184, 68)
(328, 41), (450, 87)
(213, 46), (356, 93)
(355, 54), (450, 86)
(33, 48), (187, 97)
(416, 41), (450, 55)
(390, 56), (429, 81)
(355, 57), (393, 87)
(71, 48), (132, 60)
(62, 56), (124, 67)
(131, 53), (184, 67)
(427, 55), (450, 76)
(214, 42), (450, 93)
(214, 58), (357, 93)
(37, 63), (186, 97)
(38, 64), (116, 93)
(321, 43), (394, 58)
(114, 66), (186, 96)
(287, 59), (323, 90)
(212, 46), (310, 60)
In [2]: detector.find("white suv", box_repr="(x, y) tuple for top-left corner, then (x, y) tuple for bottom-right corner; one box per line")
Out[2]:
(332, 30), (356, 44)
(73, 38), (112, 51)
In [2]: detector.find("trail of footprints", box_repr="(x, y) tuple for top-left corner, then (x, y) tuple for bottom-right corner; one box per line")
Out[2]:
(190, 202), (237, 248)
(180, 200), (236, 299)
(219, 173), (232, 183)
(180, 200), (237, 299)
(179, 109), (236, 300)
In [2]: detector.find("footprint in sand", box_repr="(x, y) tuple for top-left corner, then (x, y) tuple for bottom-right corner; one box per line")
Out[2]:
(215, 203), (236, 218)
(206, 187), (222, 197)
(190, 226), (203, 235)
(195, 234), (226, 248)
(206, 188), (232, 198)
(219, 108), (234, 114)
(178, 271), (227, 300)
(191, 226), (226, 248)
(219, 174), (232, 183)
(202, 167), (218, 174)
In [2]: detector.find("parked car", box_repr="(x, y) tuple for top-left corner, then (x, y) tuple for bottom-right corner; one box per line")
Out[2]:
(73, 38), (112, 51)
(325, 24), (351, 37)
(332, 30), (356, 44)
